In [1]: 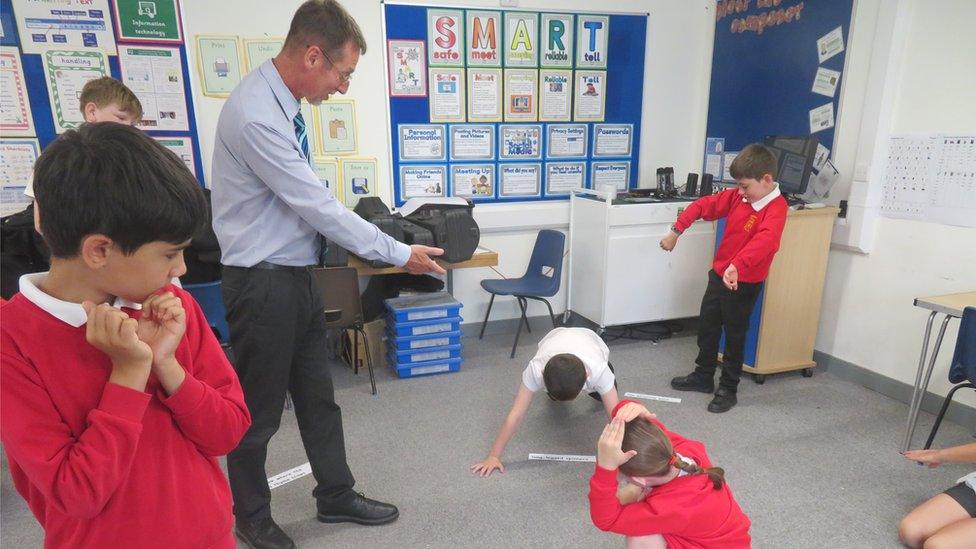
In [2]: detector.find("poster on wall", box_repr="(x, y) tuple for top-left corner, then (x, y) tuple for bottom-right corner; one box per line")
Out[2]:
(812, 67), (841, 98)
(318, 100), (358, 156)
(809, 102), (834, 133)
(398, 124), (446, 162)
(195, 36), (243, 97)
(400, 165), (447, 199)
(153, 136), (196, 177)
(113, 0), (183, 44)
(0, 47), (35, 137)
(546, 161), (586, 195)
(504, 12), (538, 68)
(14, 0), (116, 54)
(428, 67), (465, 123)
(499, 163), (542, 197)
(574, 70), (606, 121)
(0, 138), (39, 215)
(576, 15), (609, 69)
(541, 13), (574, 69)
(539, 69), (572, 122)
(451, 164), (495, 199)
(499, 124), (542, 160)
(449, 125), (494, 161)
(703, 137), (724, 180)
(243, 38), (283, 72)
(504, 69), (538, 121)
(817, 26), (845, 63)
(43, 50), (110, 133)
(465, 11), (501, 67)
(466, 68), (502, 122)
(119, 45), (190, 132)
(387, 39), (426, 97)
(427, 9), (463, 67)
(312, 157), (342, 202)
(546, 124), (587, 159)
(591, 161), (630, 191)
(593, 124), (633, 157)
(341, 157), (378, 208)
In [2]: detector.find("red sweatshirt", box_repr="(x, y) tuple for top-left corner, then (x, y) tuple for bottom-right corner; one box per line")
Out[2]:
(1, 284), (251, 549)
(589, 401), (751, 548)
(674, 188), (788, 283)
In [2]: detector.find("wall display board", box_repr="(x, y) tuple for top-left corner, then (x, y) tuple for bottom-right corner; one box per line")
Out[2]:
(383, 3), (647, 205)
(2, 0), (206, 188)
(705, 0), (853, 182)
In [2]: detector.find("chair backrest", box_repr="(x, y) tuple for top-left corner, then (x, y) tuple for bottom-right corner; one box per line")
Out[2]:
(949, 306), (976, 384)
(183, 280), (230, 345)
(522, 229), (566, 297)
(312, 267), (364, 329)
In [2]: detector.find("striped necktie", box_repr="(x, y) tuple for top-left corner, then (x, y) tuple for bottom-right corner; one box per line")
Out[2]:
(293, 111), (310, 161)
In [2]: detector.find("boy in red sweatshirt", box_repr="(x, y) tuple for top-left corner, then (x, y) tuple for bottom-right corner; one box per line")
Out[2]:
(660, 144), (787, 413)
(0, 123), (252, 548)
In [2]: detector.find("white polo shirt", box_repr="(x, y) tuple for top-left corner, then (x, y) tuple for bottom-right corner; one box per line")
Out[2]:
(522, 327), (615, 395)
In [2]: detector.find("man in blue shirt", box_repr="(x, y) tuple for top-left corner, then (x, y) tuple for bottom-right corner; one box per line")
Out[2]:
(211, 2), (445, 547)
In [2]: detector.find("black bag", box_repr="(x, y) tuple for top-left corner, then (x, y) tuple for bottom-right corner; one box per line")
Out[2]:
(1, 204), (50, 299)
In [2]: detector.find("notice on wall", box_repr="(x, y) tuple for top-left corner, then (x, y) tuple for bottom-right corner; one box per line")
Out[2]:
(593, 124), (633, 157)
(401, 165), (447, 199)
(541, 13), (574, 69)
(312, 157), (341, 200)
(704, 137), (725, 179)
(467, 68), (502, 122)
(592, 161), (631, 191)
(546, 124), (587, 159)
(574, 70), (606, 121)
(113, 0), (183, 44)
(809, 102), (834, 133)
(450, 125), (494, 161)
(341, 158), (378, 208)
(500, 163), (541, 197)
(43, 49), (110, 133)
(388, 39), (427, 97)
(499, 124), (542, 160)
(0, 138), (39, 214)
(0, 47), (34, 137)
(428, 67), (465, 123)
(243, 38), (283, 72)
(504, 12), (538, 68)
(15, 0), (116, 54)
(812, 67), (841, 98)
(154, 136), (196, 178)
(399, 124), (446, 162)
(576, 15), (609, 69)
(539, 69), (572, 122)
(195, 36), (243, 97)
(465, 11), (501, 67)
(119, 45), (190, 132)
(817, 26), (845, 63)
(452, 164), (495, 198)
(427, 9), (463, 67)
(319, 100), (358, 156)
(504, 69), (538, 121)
(546, 162), (585, 195)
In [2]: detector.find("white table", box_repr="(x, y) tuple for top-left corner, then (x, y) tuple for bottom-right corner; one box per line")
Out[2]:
(903, 291), (976, 451)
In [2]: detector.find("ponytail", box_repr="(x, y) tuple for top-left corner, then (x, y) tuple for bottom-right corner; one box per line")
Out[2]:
(674, 457), (726, 489)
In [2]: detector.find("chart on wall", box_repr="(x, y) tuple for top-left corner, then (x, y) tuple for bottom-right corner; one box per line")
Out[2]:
(383, 3), (647, 206)
(0, 0), (206, 193)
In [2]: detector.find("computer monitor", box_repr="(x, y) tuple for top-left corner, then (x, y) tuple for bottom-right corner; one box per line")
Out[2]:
(763, 135), (819, 196)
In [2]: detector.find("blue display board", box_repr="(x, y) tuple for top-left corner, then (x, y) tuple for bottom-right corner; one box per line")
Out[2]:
(384, 3), (647, 206)
(2, 0), (206, 186)
(705, 0), (853, 169)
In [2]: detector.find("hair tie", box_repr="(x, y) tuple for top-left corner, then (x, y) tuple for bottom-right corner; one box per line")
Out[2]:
(668, 454), (677, 466)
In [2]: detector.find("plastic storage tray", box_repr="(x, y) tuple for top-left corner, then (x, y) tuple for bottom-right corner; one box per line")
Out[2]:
(388, 356), (462, 378)
(386, 329), (463, 351)
(385, 292), (462, 323)
(388, 316), (462, 337)
(389, 344), (462, 364)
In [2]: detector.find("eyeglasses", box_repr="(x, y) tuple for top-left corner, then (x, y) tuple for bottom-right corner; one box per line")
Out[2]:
(319, 47), (353, 84)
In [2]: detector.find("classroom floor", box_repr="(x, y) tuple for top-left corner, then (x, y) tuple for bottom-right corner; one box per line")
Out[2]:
(2, 323), (973, 548)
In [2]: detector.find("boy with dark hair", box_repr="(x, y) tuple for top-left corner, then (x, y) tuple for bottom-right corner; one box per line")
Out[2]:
(660, 143), (788, 413)
(471, 327), (620, 477)
(0, 123), (251, 548)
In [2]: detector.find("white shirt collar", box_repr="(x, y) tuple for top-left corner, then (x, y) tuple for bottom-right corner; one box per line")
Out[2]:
(18, 272), (142, 328)
(745, 183), (781, 212)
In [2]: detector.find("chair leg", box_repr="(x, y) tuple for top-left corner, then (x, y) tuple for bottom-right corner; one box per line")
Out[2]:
(528, 296), (556, 328)
(479, 293), (496, 340)
(284, 392), (293, 411)
(924, 383), (975, 449)
(358, 327), (377, 396)
(511, 297), (528, 359)
(353, 329), (360, 376)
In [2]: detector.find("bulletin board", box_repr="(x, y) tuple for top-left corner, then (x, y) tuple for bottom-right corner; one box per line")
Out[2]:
(382, 3), (647, 206)
(1, 0), (206, 186)
(704, 0), (854, 182)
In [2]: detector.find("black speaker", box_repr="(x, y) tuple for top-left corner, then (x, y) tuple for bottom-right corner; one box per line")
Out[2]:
(683, 173), (698, 197)
(700, 173), (714, 197)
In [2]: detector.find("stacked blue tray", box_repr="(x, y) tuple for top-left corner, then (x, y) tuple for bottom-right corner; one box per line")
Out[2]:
(384, 292), (463, 379)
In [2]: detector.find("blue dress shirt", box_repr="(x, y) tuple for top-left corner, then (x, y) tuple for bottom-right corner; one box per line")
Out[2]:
(211, 60), (410, 268)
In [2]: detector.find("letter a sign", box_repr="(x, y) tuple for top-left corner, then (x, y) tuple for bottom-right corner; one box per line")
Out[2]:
(428, 9), (464, 67)
(504, 12), (538, 67)
(466, 11), (501, 67)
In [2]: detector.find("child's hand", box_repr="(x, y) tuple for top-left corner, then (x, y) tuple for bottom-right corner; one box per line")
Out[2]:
(83, 301), (153, 377)
(137, 292), (187, 366)
(903, 448), (944, 468)
(723, 264), (739, 291)
(597, 417), (637, 470)
(659, 231), (678, 252)
(471, 456), (505, 478)
(617, 482), (643, 505)
(615, 402), (657, 423)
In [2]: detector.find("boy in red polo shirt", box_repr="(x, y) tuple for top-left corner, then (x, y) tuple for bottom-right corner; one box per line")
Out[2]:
(660, 144), (787, 413)
(0, 123), (251, 548)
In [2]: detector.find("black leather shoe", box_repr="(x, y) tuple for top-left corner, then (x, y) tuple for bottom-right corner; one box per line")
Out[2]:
(235, 517), (296, 549)
(670, 373), (715, 393)
(708, 387), (738, 413)
(317, 492), (399, 526)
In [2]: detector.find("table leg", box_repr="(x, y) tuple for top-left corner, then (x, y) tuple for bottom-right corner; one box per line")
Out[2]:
(903, 313), (952, 451)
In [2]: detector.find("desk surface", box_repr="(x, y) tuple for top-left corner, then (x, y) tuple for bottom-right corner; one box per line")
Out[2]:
(348, 249), (498, 276)
(914, 292), (976, 317)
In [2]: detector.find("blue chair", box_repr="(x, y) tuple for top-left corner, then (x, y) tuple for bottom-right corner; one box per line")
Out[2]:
(479, 229), (565, 358)
(183, 281), (231, 346)
(924, 306), (976, 449)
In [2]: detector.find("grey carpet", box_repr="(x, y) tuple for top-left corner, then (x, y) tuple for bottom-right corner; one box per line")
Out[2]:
(3, 326), (973, 548)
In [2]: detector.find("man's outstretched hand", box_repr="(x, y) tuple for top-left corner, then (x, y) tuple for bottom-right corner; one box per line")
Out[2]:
(405, 245), (447, 274)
